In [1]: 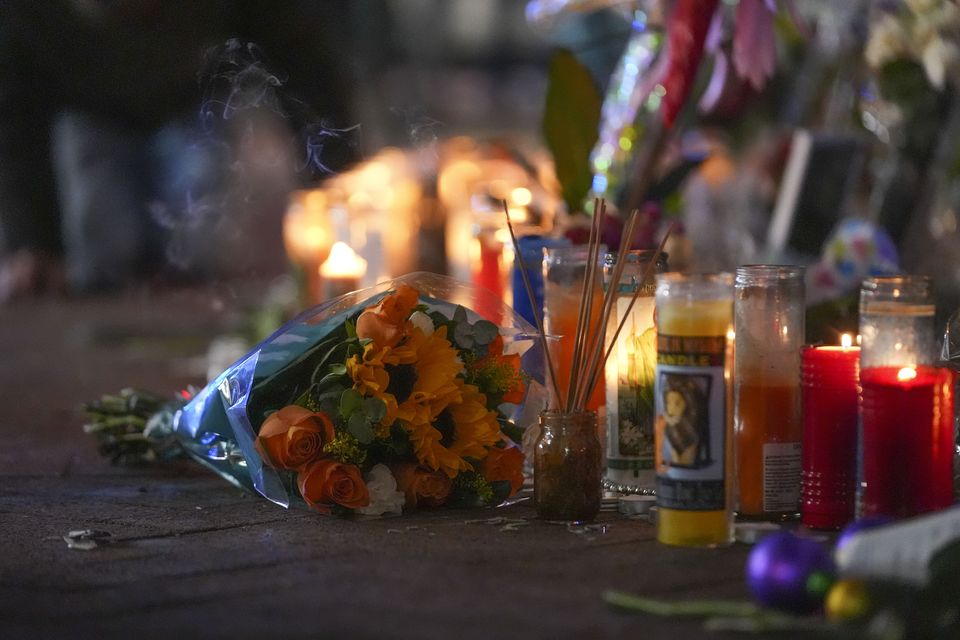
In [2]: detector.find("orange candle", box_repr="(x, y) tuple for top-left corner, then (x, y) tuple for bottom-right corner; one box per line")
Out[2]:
(543, 246), (604, 411)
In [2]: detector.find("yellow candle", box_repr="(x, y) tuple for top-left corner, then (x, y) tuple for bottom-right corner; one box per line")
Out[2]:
(320, 241), (367, 299)
(654, 274), (734, 547)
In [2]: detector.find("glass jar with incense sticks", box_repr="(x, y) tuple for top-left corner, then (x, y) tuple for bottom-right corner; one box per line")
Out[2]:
(543, 246), (605, 412)
(654, 272), (734, 547)
(534, 410), (602, 521)
(602, 249), (668, 494)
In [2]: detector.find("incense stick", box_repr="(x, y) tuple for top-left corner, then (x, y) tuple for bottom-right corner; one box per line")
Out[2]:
(565, 198), (605, 413)
(581, 223), (674, 403)
(502, 201), (563, 409)
(574, 207), (640, 411)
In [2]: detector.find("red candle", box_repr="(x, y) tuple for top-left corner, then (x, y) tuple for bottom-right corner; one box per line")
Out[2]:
(801, 344), (860, 529)
(860, 365), (955, 519)
(472, 228), (504, 324)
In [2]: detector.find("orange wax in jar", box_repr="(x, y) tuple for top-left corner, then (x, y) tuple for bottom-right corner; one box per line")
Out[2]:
(734, 381), (802, 516)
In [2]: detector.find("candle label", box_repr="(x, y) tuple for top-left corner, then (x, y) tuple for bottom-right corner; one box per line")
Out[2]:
(606, 298), (657, 476)
(762, 442), (802, 512)
(654, 334), (727, 511)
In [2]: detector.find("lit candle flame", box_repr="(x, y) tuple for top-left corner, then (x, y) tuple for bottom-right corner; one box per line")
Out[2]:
(897, 366), (917, 382)
(841, 333), (853, 349)
(320, 242), (367, 279)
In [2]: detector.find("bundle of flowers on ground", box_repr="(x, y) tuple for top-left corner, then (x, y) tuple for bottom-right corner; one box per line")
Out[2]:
(84, 273), (544, 516)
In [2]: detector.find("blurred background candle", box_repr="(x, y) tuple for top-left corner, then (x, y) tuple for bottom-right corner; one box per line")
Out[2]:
(282, 190), (333, 305)
(734, 265), (805, 520)
(858, 275), (954, 519)
(511, 234), (568, 328)
(320, 241), (367, 299)
(801, 335), (860, 530)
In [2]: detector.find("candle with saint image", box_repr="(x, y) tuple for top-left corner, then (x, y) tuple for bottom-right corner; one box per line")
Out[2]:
(801, 334), (860, 529)
(320, 242), (367, 300)
(654, 272), (734, 547)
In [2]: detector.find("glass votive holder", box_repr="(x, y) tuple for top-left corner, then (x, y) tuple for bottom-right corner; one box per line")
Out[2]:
(801, 343), (860, 530)
(858, 275), (955, 519)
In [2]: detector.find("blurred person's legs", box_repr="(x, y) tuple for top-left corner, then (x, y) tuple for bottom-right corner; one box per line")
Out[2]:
(0, 12), (64, 300)
(52, 110), (154, 292)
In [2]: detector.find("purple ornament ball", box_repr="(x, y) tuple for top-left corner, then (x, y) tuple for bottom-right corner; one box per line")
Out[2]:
(746, 531), (835, 614)
(835, 516), (894, 553)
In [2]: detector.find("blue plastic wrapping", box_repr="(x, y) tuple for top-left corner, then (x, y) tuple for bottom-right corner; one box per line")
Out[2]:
(172, 272), (547, 508)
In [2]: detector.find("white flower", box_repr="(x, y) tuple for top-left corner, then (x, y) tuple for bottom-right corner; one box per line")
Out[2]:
(922, 36), (960, 89)
(865, 14), (913, 70)
(409, 310), (434, 335)
(356, 464), (406, 516)
(906, 0), (941, 15)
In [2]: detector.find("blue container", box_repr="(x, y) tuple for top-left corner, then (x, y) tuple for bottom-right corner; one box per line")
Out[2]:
(511, 235), (570, 327)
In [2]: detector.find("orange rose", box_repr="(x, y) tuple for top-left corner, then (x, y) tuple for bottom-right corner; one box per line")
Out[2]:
(355, 284), (420, 348)
(392, 463), (453, 508)
(298, 458), (370, 513)
(480, 445), (525, 496)
(255, 405), (335, 470)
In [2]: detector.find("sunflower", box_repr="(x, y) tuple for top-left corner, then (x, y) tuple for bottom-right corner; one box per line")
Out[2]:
(445, 379), (502, 461)
(346, 342), (400, 436)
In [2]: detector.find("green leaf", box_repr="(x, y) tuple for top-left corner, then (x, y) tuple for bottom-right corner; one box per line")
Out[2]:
(317, 389), (342, 416)
(340, 388), (362, 417)
(344, 319), (357, 340)
(363, 397), (387, 423)
(454, 321), (474, 348)
(488, 479), (513, 504)
(348, 412), (374, 444)
(647, 156), (705, 202)
(499, 420), (524, 445)
(543, 49), (601, 215)
(603, 591), (761, 618)
(472, 321), (499, 345)
(453, 306), (468, 325)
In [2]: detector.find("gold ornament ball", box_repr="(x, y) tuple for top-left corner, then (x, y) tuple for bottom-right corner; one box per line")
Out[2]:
(825, 579), (871, 621)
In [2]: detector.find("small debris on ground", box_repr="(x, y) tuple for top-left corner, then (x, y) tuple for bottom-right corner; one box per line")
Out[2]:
(63, 530), (111, 551)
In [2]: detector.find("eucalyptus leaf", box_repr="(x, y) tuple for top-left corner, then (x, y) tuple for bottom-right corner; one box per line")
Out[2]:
(454, 322), (474, 349)
(363, 397), (387, 423)
(543, 49), (601, 215)
(317, 389), (342, 415)
(453, 306), (467, 324)
(348, 412), (374, 444)
(472, 321), (499, 345)
(499, 420), (524, 445)
(340, 388), (362, 417)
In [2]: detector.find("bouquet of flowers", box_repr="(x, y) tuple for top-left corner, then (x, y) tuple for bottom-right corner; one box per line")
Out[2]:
(84, 273), (545, 516)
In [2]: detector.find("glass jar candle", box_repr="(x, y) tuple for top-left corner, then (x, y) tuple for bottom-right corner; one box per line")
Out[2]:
(602, 249), (668, 494)
(511, 235), (569, 328)
(654, 273), (734, 547)
(858, 275), (955, 519)
(734, 265), (805, 520)
(543, 246), (605, 411)
(534, 410), (602, 522)
(801, 339), (860, 530)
